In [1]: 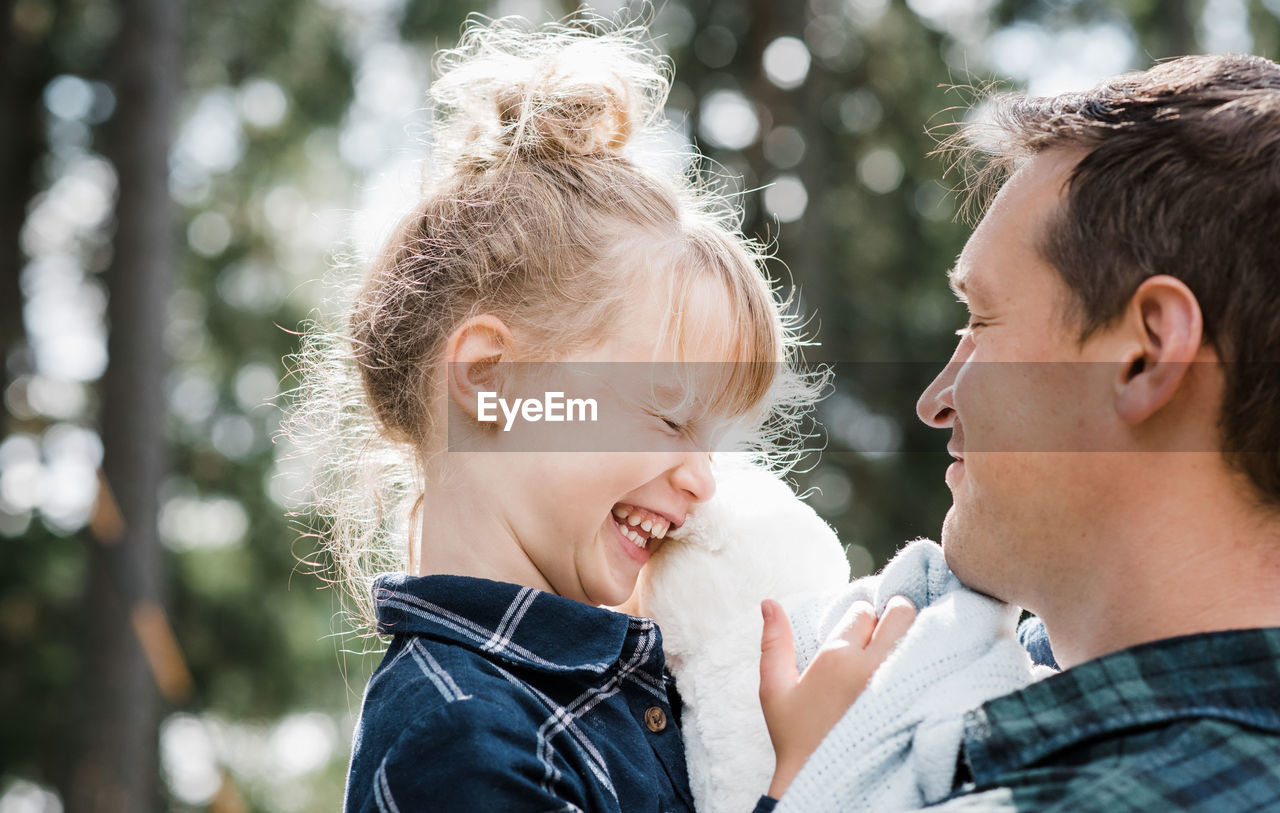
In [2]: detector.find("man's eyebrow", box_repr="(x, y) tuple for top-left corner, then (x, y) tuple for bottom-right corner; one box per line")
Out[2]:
(946, 266), (968, 301)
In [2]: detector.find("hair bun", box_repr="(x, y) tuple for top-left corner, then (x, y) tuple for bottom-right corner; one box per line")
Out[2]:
(494, 69), (634, 157)
(430, 18), (671, 167)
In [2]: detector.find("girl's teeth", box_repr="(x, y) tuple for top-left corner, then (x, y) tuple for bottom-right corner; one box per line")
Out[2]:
(613, 516), (649, 549)
(625, 525), (646, 548)
(612, 504), (669, 545)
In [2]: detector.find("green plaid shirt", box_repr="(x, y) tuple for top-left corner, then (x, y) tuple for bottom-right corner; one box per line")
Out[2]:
(924, 627), (1280, 811)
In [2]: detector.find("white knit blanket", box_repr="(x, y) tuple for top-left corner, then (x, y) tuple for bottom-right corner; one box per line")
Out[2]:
(776, 539), (1044, 813)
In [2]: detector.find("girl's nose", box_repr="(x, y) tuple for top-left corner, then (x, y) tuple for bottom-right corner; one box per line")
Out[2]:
(671, 451), (716, 503)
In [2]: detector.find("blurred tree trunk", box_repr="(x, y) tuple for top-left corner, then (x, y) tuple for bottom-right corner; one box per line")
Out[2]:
(1162, 0), (1195, 57)
(65, 0), (180, 810)
(1128, 0), (1197, 59)
(0, 0), (50, 399)
(743, 0), (780, 240)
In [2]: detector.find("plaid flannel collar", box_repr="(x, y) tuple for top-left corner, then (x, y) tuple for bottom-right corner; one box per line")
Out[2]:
(371, 572), (639, 675)
(964, 626), (1280, 785)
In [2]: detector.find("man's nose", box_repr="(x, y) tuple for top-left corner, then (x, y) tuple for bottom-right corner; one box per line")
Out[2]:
(916, 342), (968, 429)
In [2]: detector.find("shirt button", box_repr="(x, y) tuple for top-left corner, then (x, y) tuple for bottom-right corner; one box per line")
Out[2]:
(644, 706), (667, 733)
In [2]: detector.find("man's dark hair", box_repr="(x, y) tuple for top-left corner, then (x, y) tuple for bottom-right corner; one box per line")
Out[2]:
(949, 53), (1280, 502)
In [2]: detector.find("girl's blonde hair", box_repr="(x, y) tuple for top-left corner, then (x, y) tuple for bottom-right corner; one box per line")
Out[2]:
(283, 16), (823, 634)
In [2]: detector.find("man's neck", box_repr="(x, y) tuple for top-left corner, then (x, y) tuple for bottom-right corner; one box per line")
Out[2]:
(1035, 477), (1280, 669)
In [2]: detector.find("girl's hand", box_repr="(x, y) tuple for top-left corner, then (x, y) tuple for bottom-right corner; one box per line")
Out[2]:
(758, 595), (917, 799)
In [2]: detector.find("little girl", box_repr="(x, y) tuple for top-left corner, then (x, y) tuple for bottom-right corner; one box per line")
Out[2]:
(289, 16), (905, 813)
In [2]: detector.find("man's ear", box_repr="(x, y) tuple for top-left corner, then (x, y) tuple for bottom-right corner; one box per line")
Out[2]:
(445, 315), (515, 420)
(1114, 275), (1204, 424)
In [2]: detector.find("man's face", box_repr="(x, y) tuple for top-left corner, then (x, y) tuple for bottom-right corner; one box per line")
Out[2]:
(915, 150), (1126, 605)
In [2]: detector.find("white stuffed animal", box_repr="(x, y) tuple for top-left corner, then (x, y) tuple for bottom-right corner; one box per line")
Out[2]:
(635, 453), (851, 813)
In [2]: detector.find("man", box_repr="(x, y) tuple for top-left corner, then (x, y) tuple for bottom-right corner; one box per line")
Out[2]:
(912, 53), (1280, 809)
(760, 53), (1280, 811)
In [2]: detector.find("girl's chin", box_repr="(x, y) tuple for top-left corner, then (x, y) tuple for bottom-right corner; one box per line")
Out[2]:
(606, 590), (642, 615)
(586, 571), (640, 611)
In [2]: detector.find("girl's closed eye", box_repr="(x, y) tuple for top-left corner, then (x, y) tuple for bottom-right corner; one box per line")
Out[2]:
(651, 411), (687, 435)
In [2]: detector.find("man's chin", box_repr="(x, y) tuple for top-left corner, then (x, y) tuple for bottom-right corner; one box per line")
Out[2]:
(939, 531), (967, 581)
(940, 517), (1008, 601)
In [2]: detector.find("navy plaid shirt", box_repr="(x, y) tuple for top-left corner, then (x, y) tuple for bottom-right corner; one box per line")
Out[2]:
(925, 627), (1280, 811)
(343, 573), (776, 813)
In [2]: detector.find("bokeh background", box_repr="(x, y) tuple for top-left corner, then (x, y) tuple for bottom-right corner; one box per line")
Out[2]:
(3, 0), (1279, 810)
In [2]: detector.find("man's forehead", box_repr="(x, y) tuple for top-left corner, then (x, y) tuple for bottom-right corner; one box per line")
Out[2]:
(945, 150), (1082, 304)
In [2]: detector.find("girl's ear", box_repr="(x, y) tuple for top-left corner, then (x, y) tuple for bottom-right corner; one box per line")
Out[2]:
(445, 315), (515, 420)
(1114, 275), (1204, 425)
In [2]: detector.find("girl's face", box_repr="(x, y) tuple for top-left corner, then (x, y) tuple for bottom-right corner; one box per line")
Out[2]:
(456, 275), (749, 607)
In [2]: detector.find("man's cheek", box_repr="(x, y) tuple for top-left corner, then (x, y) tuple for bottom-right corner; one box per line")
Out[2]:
(954, 372), (1015, 452)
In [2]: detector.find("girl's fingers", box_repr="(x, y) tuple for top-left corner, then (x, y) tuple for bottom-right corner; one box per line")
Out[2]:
(829, 600), (877, 651)
(868, 595), (917, 657)
(759, 599), (798, 711)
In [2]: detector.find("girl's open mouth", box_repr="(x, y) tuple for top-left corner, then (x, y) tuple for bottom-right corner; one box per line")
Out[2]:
(610, 503), (670, 551)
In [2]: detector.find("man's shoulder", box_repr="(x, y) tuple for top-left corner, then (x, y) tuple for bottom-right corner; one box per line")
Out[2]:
(931, 717), (1280, 812)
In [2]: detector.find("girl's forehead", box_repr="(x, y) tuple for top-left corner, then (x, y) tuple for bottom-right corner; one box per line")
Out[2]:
(590, 231), (779, 427)
(618, 268), (744, 363)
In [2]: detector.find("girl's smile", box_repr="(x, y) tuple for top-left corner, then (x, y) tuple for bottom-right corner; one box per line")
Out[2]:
(609, 502), (676, 560)
(610, 507), (655, 563)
